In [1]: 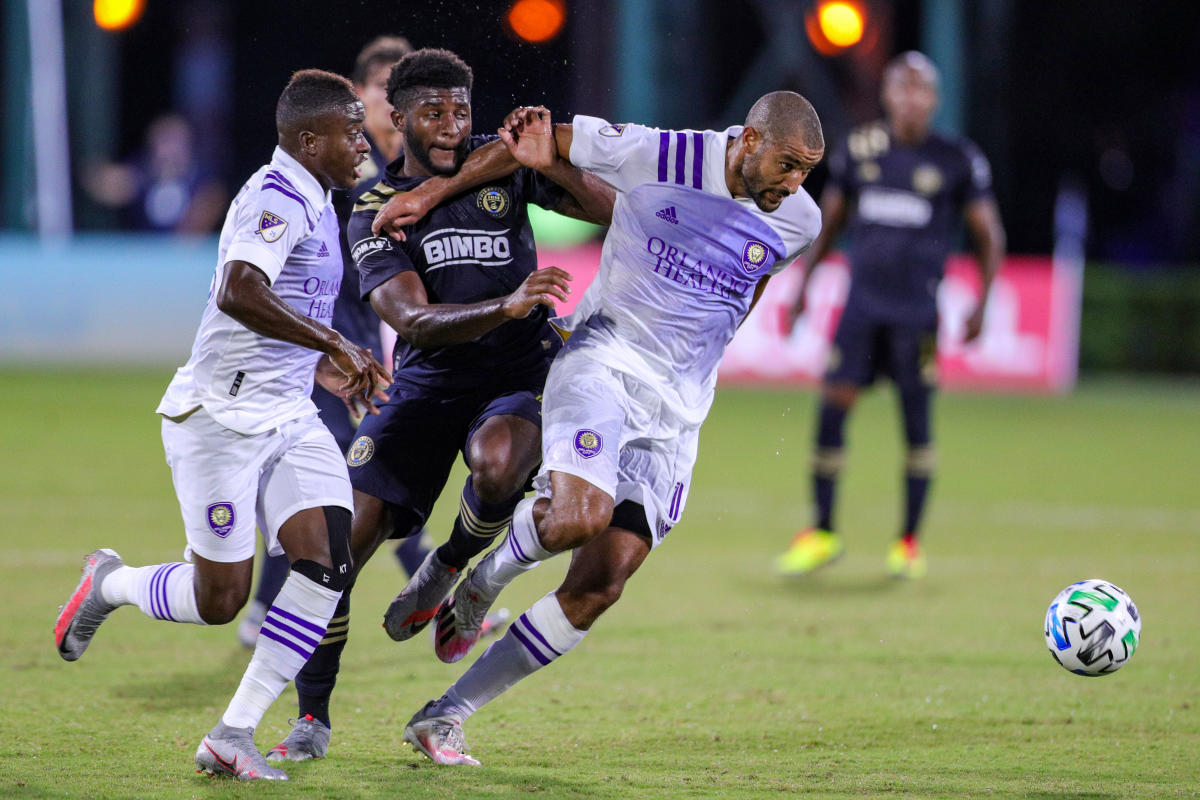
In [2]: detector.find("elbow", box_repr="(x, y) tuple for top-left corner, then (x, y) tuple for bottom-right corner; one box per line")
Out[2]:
(215, 283), (241, 316)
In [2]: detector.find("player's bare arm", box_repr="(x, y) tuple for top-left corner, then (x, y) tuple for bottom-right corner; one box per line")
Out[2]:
(369, 267), (572, 349)
(371, 140), (521, 239)
(217, 259), (391, 401)
(962, 196), (1006, 342)
(788, 185), (847, 328)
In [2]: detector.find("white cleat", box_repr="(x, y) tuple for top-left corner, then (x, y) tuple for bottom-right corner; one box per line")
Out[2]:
(404, 700), (481, 766)
(195, 722), (288, 781)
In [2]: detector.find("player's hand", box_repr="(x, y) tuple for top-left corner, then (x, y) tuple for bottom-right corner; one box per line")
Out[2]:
(502, 267), (572, 319)
(963, 301), (986, 343)
(372, 189), (436, 241)
(498, 106), (556, 172)
(321, 338), (392, 414)
(785, 276), (811, 332)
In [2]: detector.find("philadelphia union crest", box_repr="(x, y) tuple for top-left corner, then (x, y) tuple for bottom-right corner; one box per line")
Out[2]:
(741, 240), (769, 274)
(476, 187), (510, 217)
(347, 435), (375, 467)
(207, 502), (235, 538)
(573, 429), (603, 459)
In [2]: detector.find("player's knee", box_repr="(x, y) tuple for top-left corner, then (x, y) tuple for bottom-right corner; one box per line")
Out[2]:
(470, 460), (523, 505)
(557, 580), (625, 628)
(196, 588), (247, 625)
(540, 508), (609, 552)
(823, 382), (859, 410)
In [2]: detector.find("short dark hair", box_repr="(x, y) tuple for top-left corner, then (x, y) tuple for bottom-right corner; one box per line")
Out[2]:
(276, 69), (360, 138)
(746, 91), (824, 151)
(351, 35), (413, 85)
(386, 48), (473, 111)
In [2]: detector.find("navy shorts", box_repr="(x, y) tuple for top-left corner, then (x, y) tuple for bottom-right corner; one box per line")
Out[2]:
(826, 311), (938, 392)
(345, 373), (545, 531)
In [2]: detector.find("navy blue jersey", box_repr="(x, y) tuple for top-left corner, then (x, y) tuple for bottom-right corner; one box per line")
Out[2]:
(348, 135), (566, 389)
(830, 123), (993, 326)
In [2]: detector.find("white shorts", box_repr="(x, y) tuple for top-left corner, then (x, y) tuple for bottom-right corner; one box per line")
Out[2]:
(537, 347), (697, 549)
(161, 408), (352, 563)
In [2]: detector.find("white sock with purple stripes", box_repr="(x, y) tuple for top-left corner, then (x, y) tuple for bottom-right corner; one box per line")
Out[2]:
(221, 570), (341, 730)
(101, 562), (205, 624)
(435, 592), (586, 721)
(472, 497), (554, 597)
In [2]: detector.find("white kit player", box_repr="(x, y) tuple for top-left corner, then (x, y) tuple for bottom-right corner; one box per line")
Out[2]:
(370, 92), (824, 765)
(53, 70), (390, 781)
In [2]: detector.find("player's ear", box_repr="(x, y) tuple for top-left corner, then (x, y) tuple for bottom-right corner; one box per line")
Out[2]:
(742, 126), (763, 152)
(298, 129), (319, 155)
(391, 108), (404, 131)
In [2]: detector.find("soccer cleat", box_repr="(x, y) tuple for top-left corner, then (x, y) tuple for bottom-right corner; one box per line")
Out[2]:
(773, 528), (844, 576)
(432, 568), (499, 664)
(195, 722), (288, 781)
(235, 599), (267, 650)
(404, 700), (481, 766)
(429, 607), (511, 647)
(266, 714), (330, 762)
(887, 535), (927, 579)
(55, 548), (123, 662)
(382, 549), (459, 642)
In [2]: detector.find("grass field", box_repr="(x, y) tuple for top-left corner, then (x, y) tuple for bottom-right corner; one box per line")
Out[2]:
(2, 368), (1198, 799)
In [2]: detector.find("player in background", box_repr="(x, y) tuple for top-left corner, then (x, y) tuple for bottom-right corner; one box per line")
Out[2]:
(235, 35), (425, 650)
(264, 48), (615, 763)
(53, 70), (391, 781)
(774, 51), (1005, 579)
(372, 92), (824, 765)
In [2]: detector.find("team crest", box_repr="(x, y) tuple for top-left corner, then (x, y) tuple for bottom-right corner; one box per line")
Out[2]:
(476, 187), (510, 217)
(256, 210), (288, 242)
(573, 429), (603, 459)
(741, 240), (769, 274)
(912, 165), (943, 195)
(346, 435), (375, 467)
(206, 502), (235, 538)
(599, 124), (627, 137)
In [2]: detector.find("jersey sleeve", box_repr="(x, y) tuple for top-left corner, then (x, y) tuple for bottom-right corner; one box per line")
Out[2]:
(347, 209), (416, 301)
(960, 139), (995, 203)
(223, 183), (313, 283)
(568, 114), (668, 193)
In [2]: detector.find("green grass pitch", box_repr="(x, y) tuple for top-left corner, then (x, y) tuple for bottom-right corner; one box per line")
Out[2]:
(2, 368), (1198, 799)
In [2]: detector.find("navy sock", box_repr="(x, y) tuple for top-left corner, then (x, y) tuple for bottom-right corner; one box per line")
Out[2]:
(295, 584), (351, 728)
(812, 401), (847, 531)
(253, 552), (290, 607)
(436, 476), (521, 570)
(904, 473), (931, 536)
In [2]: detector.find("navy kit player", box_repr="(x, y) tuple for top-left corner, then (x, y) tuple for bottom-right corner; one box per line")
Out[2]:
(373, 93), (824, 765)
(53, 70), (391, 781)
(265, 49), (614, 762)
(774, 51), (1006, 578)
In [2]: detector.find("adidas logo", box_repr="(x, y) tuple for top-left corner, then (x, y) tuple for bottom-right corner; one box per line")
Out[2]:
(655, 206), (678, 224)
(316, 241), (330, 258)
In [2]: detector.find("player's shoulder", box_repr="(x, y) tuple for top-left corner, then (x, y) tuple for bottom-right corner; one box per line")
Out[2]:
(775, 187), (822, 242)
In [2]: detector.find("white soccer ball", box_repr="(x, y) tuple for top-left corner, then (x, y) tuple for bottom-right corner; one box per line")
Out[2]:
(1044, 579), (1141, 676)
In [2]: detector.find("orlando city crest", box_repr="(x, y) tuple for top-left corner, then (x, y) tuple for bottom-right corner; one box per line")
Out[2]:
(347, 435), (375, 467)
(207, 502), (235, 538)
(573, 429), (603, 459)
(476, 187), (510, 217)
(741, 240), (769, 274)
(256, 210), (288, 242)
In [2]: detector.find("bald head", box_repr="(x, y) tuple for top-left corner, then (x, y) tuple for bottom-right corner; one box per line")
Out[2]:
(745, 91), (824, 152)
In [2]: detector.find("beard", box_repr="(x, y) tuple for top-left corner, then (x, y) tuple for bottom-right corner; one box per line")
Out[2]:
(403, 126), (469, 176)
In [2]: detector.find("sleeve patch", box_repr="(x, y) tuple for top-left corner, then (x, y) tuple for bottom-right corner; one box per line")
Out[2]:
(351, 235), (393, 265)
(256, 210), (288, 243)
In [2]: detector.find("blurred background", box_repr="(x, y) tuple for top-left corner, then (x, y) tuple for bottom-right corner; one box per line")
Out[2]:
(2, 0), (1199, 378)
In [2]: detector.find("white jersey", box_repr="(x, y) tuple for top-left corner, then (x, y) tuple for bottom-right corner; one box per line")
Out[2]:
(157, 147), (341, 435)
(563, 115), (822, 426)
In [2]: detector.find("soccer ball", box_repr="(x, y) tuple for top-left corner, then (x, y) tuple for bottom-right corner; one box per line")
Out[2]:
(1044, 579), (1141, 676)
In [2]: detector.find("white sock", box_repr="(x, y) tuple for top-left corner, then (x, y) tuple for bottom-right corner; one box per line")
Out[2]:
(101, 563), (205, 624)
(221, 570), (341, 730)
(472, 497), (555, 597)
(437, 592), (587, 721)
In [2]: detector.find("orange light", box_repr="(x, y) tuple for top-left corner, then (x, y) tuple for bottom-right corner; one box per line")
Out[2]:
(806, 0), (867, 55)
(506, 0), (566, 44)
(94, 0), (145, 31)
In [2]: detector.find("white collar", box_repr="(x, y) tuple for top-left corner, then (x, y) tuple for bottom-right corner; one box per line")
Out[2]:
(270, 146), (332, 207)
(707, 126), (744, 200)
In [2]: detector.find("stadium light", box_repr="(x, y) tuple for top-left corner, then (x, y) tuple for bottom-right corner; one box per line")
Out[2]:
(94, 0), (145, 31)
(805, 0), (867, 55)
(506, 0), (566, 44)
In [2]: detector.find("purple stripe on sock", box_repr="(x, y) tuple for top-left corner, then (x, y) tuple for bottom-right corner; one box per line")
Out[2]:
(674, 132), (686, 185)
(148, 565), (163, 620)
(508, 530), (531, 564)
(261, 183), (314, 227)
(691, 132), (704, 189)
(517, 613), (564, 656)
(268, 604), (327, 636)
(157, 563), (182, 622)
(657, 132), (669, 182)
(509, 625), (552, 666)
(262, 615), (322, 650)
(259, 626), (314, 659)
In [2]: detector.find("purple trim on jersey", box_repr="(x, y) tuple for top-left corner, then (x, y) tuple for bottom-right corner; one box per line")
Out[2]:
(517, 613), (564, 656)
(266, 605), (327, 636)
(262, 614), (322, 650)
(508, 531), (534, 565)
(262, 181), (315, 228)
(669, 482), (684, 521)
(510, 622), (553, 665)
(691, 132), (704, 189)
(264, 170), (298, 193)
(259, 626), (314, 659)
(674, 132), (687, 186)
(657, 132), (670, 182)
